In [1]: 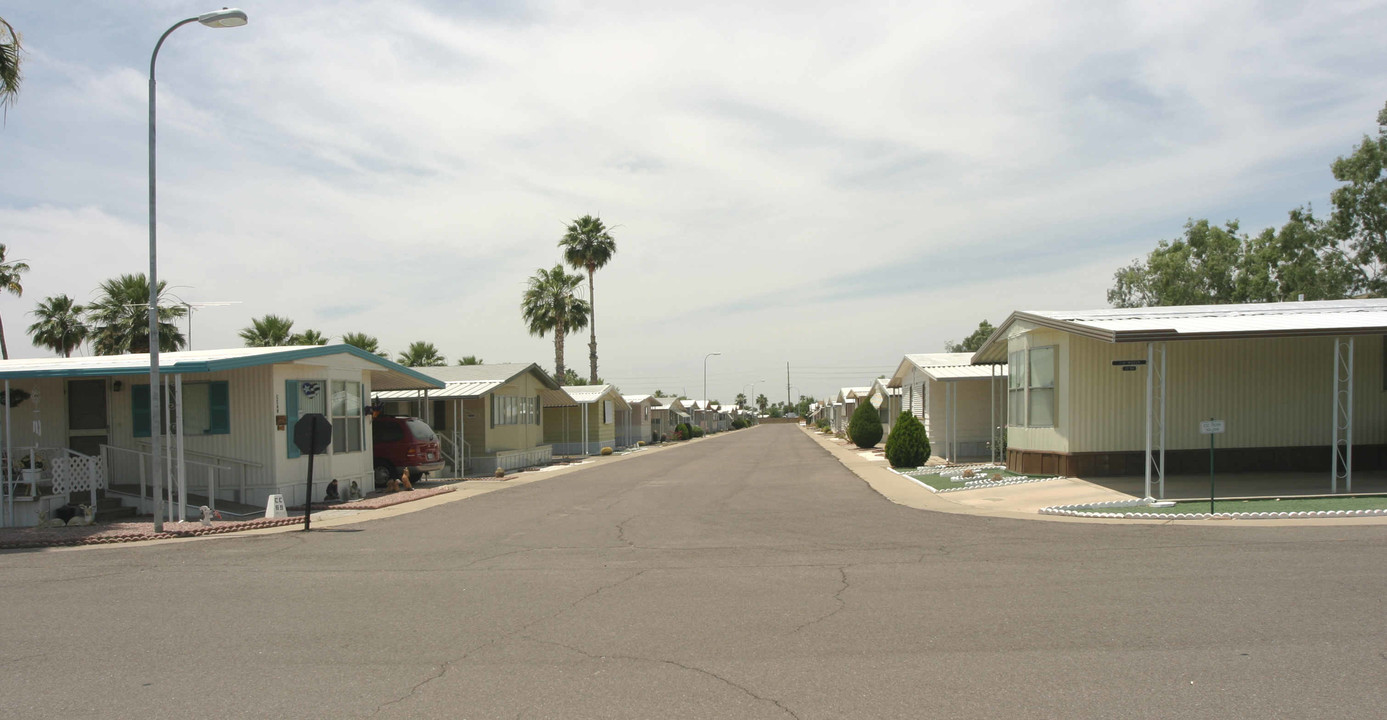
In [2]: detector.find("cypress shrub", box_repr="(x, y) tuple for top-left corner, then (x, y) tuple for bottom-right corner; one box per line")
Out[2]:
(885, 411), (931, 468)
(848, 400), (883, 448)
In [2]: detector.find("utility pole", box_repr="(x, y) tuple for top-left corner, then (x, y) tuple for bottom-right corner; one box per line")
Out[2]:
(786, 362), (791, 410)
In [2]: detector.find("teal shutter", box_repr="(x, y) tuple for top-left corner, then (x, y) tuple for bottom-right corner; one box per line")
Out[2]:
(285, 380), (301, 459)
(208, 382), (230, 435)
(536, 395), (542, 426)
(133, 384), (151, 438)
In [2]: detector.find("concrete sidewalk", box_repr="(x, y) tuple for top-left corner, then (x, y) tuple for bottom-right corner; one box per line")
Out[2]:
(799, 425), (1387, 526)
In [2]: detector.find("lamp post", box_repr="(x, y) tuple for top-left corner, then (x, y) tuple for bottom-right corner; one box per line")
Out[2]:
(703, 352), (720, 428)
(148, 8), (248, 532)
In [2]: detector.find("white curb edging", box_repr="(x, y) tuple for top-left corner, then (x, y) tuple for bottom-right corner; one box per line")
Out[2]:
(1039, 499), (1387, 520)
(889, 467), (1063, 493)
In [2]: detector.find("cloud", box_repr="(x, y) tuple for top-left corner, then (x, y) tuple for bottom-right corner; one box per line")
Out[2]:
(1, 0), (1385, 401)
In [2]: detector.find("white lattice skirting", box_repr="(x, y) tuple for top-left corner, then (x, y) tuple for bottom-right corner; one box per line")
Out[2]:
(50, 456), (107, 495)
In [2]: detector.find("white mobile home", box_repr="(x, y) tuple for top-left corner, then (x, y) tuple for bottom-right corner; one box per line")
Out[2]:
(544, 385), (630, 455)
(971, 299), (1387, 497)
(0, 346), (442, 526)
(620, 395), (661, 446)
(888, 353), (1007, 462)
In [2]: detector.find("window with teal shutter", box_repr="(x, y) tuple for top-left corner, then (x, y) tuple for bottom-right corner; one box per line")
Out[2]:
(208, 382), (230, 434)
(132, 384), (151, 438)
(285, 380), (301, 459)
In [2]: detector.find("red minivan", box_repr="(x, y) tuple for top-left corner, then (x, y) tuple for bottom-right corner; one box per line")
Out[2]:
(372, 416), (445, 487)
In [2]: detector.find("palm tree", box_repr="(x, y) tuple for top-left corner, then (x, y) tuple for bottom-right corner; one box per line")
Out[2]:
(0, 243), (29, 359)
(558, 215), (617, 383)
(27, 294), (88, 357)
(290, 329), (328, 345)
(341, 331), (387, 358)
(0, 18), (21, 117)
(735, 392), (747, 408)
(238, 314), (295, 347)
(520, 264), (590, 380)
(756, 394), (768, 412)
(456, 355), (483, 365)
(397, 341), (445, 367)
(87, 273), (186, 355)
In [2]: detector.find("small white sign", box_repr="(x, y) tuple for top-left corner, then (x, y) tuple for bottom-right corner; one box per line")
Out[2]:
(1199, 420), (1226, 434)
(265, 494), (288, 519)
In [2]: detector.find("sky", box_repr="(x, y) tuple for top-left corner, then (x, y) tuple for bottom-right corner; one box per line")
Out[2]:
(2, 0), (1386, 404)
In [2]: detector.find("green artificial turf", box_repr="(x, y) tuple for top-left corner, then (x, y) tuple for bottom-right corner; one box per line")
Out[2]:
(1079, 496), (1387, 515)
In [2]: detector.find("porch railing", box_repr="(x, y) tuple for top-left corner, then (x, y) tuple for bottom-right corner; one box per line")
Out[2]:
(438, 433), (470, 476)
(131, 441), (264, 505)
(106, 444), (251, 520)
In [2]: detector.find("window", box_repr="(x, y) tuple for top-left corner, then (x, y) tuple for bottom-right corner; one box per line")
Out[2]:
(604, 401), (614, 424)
(330, 380), (363, 453)
(491, 395), (538, 426)
(133, 381), (230, 437)
(1007, 346), (1055, 428)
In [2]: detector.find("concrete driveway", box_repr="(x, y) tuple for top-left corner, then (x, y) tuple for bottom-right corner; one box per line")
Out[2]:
(1, 424), (1384, 718)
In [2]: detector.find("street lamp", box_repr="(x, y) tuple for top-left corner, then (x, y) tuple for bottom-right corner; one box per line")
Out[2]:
(703, 352), (721, 426)
(148, 8), (248, 532)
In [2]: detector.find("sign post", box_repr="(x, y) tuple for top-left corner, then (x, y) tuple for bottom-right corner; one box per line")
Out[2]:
(293, 413), (332, 531)
(1199, 419), (1225, 513)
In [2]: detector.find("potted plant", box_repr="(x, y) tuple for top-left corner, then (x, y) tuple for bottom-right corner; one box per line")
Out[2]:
(18, 454), (44, 483)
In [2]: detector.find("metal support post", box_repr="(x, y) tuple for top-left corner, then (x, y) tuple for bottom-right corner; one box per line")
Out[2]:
(1332, 337), (1354, 493)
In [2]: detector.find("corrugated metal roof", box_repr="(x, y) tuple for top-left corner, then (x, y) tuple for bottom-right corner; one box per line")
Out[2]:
(0, 345), (443, 390)
(623, 394), (664, 406)
(973, 298), (1387, 363)
(372, 362), (567, 400)
(889, 352), (1007, 386)
(556, 384), (629, 408)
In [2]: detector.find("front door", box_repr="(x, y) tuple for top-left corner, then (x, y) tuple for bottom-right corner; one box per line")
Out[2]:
(67, 379), (108, 457)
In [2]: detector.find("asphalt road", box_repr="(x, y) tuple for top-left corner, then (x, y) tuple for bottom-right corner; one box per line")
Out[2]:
(2, 424), (1385, 719)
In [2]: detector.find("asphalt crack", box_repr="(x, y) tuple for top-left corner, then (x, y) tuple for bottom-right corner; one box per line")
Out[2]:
(788, 565), (849, 635)
(370, 569), (650, 716)
(521, 637), (800, 719)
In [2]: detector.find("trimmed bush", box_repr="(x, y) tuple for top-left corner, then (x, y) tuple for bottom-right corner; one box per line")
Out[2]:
(848, 400), (884, 448)
(601, 447), (613, 456)
(885, 411), (931, 468)
(676, 423), (691, 440)
(692, 426), (705, 438)
(637, 440), (646, 446)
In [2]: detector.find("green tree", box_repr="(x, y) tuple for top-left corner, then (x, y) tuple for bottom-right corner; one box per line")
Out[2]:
(341, 331), (387, 358)
(848, 397), (883, 448)
(558, 215), (617, 383)
(561, 368), (603, 386)
(521, 264), (590, 380)
(27, 294), (88, 357)
(239, 314), (295, 347)
(884, 412), (931, 468)
(0, 18), (21, 117)
(398, 341), (445, 367)
(289, 329), (328, 346)
(0, 243), (29, 359)
(653, 389), (666, 398)
(87, 273), (186, 355)
(795, 395), (816, 418)
(456, 355), (483, 365)
(1330, 100), (1387, 295)
(735, 392), (747, 407)
(755, 393), (768, 412)
(944, 320), (996, 353)
(1106, 217), (1359, 307)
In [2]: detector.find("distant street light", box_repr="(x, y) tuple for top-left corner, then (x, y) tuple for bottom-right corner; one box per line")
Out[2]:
(148, 8), (248, 533)
(703, 353), (721, 422)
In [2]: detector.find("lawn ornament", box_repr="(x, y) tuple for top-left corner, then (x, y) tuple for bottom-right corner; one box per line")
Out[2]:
(35, 510), (67, 529)
(65, 505), (96, 526)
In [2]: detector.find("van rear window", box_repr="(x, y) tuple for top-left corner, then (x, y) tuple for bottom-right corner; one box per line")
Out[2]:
(405, 418), (437, 442)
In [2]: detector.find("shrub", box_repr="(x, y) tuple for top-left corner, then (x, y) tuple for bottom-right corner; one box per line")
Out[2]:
(676, 423), (691, 440)
(637, 440), (646, 446)
(848, 400), (883, 448)
(494, 467), (506, 478)
(692, 426), (705, 438)
(601, 447), (613, 456)
(885, 411), (931, 468)
(660, 433), (668, 442)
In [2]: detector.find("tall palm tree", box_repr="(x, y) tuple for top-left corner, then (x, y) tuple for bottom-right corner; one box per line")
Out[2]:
(520, 264), (590, 380)
(290, 328), (328, 345)
(341, 331), (387, 358)
(0, 243), (29, 359)
(456, 355), (483, 365)
(238, 314), (295, 347)
(397, 341), (445, 367)
(27, 294), (88, 357)
(558, 215), (617, 383)
(87, 273), (186, 355)
(0, 18), (21, 117)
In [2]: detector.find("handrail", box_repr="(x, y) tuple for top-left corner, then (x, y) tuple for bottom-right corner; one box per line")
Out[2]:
(131, 440), (264, 469)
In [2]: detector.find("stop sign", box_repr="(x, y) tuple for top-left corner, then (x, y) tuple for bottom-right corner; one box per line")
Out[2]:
(293, 413), (332, 456)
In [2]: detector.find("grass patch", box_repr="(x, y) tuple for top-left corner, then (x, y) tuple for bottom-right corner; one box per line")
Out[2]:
(899, 468), (1043, 491)
(1081, 496), (1387, 515)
